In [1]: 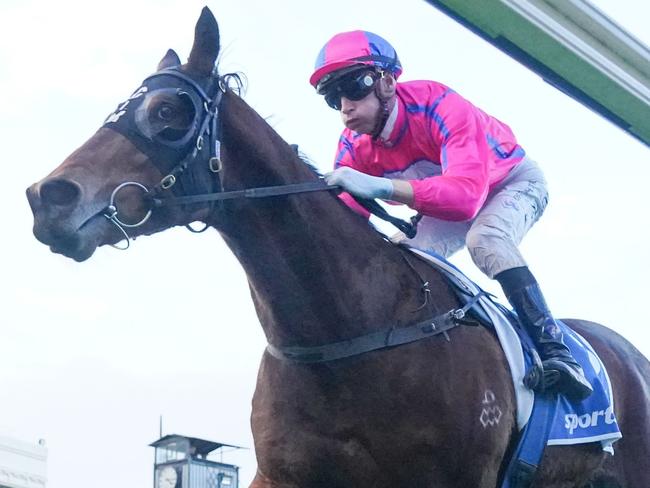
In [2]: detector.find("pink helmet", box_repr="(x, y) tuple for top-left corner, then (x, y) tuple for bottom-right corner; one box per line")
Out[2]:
(310, 30), (402, 89)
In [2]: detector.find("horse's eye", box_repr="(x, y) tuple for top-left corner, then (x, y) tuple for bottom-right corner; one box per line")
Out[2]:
(157, 105), (174, 121)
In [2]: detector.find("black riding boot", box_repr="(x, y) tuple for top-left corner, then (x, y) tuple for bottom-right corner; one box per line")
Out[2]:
(496, 267), (593, 401)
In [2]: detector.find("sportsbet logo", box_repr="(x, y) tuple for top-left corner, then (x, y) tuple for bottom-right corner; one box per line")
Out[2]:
(565, 406), (615, 434)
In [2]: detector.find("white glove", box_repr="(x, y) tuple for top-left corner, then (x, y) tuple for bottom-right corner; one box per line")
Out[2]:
(324, 167), (394, 200)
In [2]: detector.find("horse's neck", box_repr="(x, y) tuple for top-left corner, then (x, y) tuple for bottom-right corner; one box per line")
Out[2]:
(211, 93), (455, 347)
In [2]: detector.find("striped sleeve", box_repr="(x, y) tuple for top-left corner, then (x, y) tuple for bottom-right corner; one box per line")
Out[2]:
(408, 92), (491, 221)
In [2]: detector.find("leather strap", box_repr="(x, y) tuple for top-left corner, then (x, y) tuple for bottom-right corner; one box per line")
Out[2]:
(151, 182), (422, 239)
(266, 292), (485, 363)
(150, 181), (336, 206)
(352, 197), (422, 238)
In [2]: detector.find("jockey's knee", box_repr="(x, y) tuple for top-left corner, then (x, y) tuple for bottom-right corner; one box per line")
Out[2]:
(466, 226), (524, 279)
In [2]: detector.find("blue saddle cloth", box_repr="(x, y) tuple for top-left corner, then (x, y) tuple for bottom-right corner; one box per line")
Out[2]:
(502, 318), (622, 487)
(502, 307), (622, 449)
(545, 321), (621, 446)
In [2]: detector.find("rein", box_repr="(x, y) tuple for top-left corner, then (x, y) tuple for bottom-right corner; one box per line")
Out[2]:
(149, 181), (421, 238)
(150, 181), (336, 205)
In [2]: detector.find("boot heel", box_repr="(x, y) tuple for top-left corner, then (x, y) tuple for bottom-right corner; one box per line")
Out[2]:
(523, 348), (545, 391)
(523, 366), (561, 393)
(541, 369), (561, 390)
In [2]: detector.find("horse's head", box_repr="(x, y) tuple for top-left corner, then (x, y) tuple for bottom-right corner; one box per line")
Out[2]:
(26, 7), (225, 261)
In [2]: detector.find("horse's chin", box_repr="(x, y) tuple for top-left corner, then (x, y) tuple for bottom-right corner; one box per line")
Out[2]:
(49, 236), (98, 262)
(36, 214), (117, 262)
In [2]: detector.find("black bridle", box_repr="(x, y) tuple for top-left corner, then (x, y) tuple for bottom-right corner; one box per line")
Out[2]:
(102, 68), (420, 248)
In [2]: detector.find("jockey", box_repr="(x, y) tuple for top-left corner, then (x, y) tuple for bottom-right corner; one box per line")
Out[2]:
(311, 30), (593, 401)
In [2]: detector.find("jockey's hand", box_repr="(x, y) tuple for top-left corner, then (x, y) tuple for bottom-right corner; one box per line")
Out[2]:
(324, 167), (393, 200)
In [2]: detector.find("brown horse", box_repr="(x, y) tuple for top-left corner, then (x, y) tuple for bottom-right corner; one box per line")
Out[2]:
(26, 8), (649, 488)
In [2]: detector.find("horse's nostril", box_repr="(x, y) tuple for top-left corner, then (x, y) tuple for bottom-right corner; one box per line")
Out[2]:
(39, 178), (82, 206)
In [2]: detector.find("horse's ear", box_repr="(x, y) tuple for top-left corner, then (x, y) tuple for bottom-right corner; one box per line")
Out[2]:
(186, 7), (220, 77)
(158, 49), (182, 70)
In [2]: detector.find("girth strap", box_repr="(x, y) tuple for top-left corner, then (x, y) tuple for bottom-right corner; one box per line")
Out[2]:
(266, 292), (486, 363)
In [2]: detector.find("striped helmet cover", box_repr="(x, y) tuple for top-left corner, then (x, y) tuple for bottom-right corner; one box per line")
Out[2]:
(310, 30), (402, 89)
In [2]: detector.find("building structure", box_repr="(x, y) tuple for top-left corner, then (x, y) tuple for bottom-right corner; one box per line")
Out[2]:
(150, 435), (242, 488)
(0, 436), (47, 488)
(425, 0), (650, 147)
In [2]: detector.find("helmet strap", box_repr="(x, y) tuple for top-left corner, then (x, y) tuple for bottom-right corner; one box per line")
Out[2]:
(371, 98), (390, 141)
(371, 74), (391, 140)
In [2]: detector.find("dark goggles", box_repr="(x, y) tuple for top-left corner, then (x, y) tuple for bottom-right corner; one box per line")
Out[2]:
(321, 70), (379, 110)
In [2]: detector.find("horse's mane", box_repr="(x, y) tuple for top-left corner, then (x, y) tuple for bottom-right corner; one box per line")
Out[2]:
(220, 71), (247, 95)
(293, 146), (323, 178)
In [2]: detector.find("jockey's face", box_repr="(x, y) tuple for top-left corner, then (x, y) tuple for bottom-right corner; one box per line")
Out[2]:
(339, 89), (382, 134)
(338, 73), (396, 135)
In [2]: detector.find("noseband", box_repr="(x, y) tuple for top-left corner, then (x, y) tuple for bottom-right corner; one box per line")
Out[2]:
(102, 68), (419, 249)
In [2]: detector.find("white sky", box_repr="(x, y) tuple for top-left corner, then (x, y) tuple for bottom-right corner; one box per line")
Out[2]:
(0, 1), (648, 487)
